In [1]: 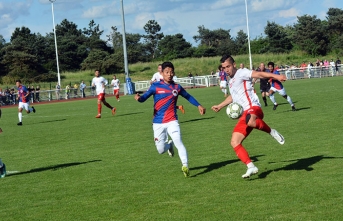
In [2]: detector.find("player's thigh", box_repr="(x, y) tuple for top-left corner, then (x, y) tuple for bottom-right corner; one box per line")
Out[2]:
(166, 121), (181, 141)
(276, 88), (287, 96)
(153, 123), (168, 143)
(18, 102), (28, 110)
(98, 93), (105, 101)
(220, 81), (227, 88)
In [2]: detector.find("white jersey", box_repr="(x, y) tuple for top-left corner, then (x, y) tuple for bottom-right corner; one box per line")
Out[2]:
(111, 79), (120, 90)
(228, 68), (261, 111)
(151, 72), (163, 82)
(92, 76), (108, 95)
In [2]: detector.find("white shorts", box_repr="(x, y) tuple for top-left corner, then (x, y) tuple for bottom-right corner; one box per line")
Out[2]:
(270, 87), (287, 96)
(18, 102), (29, 110)
(153, 120), (181, 144)
(220, 81), (227, 88)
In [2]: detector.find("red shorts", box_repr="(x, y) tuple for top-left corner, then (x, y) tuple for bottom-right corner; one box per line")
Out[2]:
(233, 106), (264, 137)
(113, 89), (119, 95)
(98, 93), (106, 101)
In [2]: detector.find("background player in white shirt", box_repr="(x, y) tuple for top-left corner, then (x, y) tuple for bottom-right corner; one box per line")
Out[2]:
(211, 54), (286, 178)
(111, 75), (120, 102)
(92, 70), (116, 118)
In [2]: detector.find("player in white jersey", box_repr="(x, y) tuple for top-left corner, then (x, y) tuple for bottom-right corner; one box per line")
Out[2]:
(92, 70), (116, 118)
(111, 75), (120, 102)
(211, 54), (286, 179)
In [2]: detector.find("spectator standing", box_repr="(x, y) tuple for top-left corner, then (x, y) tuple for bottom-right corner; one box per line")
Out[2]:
(65, 84), (70, 100)
(56, 83), (61, 100)
(336, 58), (341, 75)
(73, 83), (78, 97)
(80, 80), (86, 98)
(35, 85), (40, 102)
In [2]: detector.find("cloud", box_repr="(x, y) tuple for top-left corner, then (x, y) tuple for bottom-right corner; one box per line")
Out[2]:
(0, 1), (32, 29)
(279, 8), (301, 18)
(250, 0), (298, 12)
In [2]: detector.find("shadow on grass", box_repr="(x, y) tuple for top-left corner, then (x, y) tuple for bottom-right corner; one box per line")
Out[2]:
(181, 116), (215, 124)
(190, 155), (264, 177)
(36, 119), (67, 124)
(7, 160), (102, 177)
(115, 111), (145, 117)
(257, 155), (343, 179)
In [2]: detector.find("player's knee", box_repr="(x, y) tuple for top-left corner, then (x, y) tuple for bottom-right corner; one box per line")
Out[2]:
(155, 140), (166, 154)
(283, 95), (287, 99)
(230, 139), (240, 148)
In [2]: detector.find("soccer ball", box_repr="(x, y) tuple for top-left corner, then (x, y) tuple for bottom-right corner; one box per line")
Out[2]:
(226, 102), (243, 119)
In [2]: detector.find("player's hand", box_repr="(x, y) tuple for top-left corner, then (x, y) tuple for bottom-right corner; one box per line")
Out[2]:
(211, 105), (221, 112)
(198, 105), (206, 115)
(278, 74), (287, 82)
(134, 93), (140, 101)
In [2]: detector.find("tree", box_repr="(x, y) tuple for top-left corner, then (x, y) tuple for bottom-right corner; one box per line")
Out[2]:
(83, 20), (108, 51)
(234, 30), (248, 54)
(0, 35), (6, 77)
(326, 8), (343, 54)
(143, 20), (164, 59)
(1, 27), (46, 82)
(193, 26), (233, 56)
(264, 21), (292, 53)
(158, 33), (193, 60)
(292, 15), (329, 56)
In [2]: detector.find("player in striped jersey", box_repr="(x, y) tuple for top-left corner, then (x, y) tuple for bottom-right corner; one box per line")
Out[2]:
(267, 62), (296, 111)
(135, 61), (206, 177)
(16, 79), (36, 126)
(211, 55), (286, 178)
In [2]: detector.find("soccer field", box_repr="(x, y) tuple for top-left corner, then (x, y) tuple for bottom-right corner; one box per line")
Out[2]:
(1, 77), (343, 220)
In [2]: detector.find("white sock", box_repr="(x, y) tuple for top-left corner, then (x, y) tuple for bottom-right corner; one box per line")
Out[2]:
(247, 162), (255, 168)
(269, 94), (276, 104)
(286, 95), (294, 106)
(18, 112), (22, 122)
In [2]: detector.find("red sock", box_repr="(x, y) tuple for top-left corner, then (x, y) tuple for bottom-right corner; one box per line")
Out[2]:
(116, 95), (119, 99)
(255, 119), (271, 133)
(234, 144), (251, 165)
(98, 104), (102, 114)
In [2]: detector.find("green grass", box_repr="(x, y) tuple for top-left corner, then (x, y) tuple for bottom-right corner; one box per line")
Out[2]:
(1, 76), (343, 220)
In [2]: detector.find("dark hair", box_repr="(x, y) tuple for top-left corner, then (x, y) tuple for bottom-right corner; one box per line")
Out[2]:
(267, 62), (275, 67)
(95, 70), (100, 72)
(218, 65), (222, 70)
(220, 54), (235, 64)
(161, 61), (174, 71)
(16, 79), (21, 83)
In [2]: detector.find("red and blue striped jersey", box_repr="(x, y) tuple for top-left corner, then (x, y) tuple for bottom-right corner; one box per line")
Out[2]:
(267, 69), (284, 90)
(17, 85), (29, 103)
(138, 81), (201, 123)
(219, 71), (228, 81)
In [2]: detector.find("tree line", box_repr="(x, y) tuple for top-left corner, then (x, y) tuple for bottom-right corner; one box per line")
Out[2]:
(0, 7), (342, 84)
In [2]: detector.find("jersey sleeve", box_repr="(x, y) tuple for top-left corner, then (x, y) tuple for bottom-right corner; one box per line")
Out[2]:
(138, 85), (155, 102)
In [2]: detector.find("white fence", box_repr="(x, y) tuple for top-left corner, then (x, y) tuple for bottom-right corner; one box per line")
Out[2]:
(133, 75), (219, 92)
(1, 64), (341, 105)
(278, 65), (342, 79)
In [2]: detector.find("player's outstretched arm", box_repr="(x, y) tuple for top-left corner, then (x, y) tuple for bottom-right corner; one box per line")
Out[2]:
(252, 70), (287, 82)
(198, 105), (206, 115)
(211, 95), (233, 112)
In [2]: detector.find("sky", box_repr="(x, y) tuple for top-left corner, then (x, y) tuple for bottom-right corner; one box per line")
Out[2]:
(0, 0), (341, 46)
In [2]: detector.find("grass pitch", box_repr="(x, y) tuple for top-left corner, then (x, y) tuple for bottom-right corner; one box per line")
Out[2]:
(1, 77), (343, 220)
